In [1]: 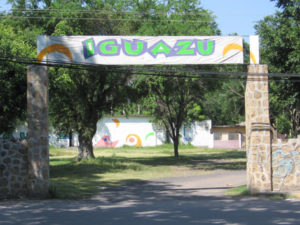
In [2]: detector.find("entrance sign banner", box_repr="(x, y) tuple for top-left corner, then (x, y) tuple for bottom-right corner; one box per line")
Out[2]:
(37, 36), (243, 65)
(249, 35), (260, 64)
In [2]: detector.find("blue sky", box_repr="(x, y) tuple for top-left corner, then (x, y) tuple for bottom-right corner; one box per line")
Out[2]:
(201, 0), (278, 36)
(0, 0), (278, 36)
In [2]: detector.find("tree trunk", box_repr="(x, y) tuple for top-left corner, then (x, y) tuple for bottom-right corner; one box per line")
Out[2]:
(173, 137), (179, 157)
(164, 125), (171, 144)
(69, 131), (73, 147)
(173, 130), (179, 157)
(168, 123), (180, 157)
(78, 133), (95, 160)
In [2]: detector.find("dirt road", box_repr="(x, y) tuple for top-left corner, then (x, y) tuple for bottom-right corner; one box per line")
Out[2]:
(1, 170), (300, 225)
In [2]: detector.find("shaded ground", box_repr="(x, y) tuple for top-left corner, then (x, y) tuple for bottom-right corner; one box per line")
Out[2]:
(49, 147), (246, 198)
(93, 170), (246, 202)
(1, 170), (300, 225)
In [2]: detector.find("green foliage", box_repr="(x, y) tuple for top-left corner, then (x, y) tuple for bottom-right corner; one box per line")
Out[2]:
(202, 80), (245, 125)
(0, 19), (38, 133)
(142, 74), (209, 157)
(133, 0), (220, 36)
(187, 103), (205, 123)
(225, 184), (289, 199)
(255, 0), (300, 136)
(201, 44), (249, 126)
(225, 185), (250, 196)
(276, 114), (291, 135)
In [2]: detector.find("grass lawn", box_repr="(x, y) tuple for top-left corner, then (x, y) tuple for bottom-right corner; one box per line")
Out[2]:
(49, 144), (246, 199)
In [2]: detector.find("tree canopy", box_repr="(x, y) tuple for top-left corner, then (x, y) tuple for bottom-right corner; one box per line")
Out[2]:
(255, 0), (300, 136)
(0, 19), (39, 133)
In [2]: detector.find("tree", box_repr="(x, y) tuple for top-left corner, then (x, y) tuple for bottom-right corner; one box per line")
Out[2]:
(255, 0), (300, 136)
(202, 80), (245, 125)
(144, 74), (206, 157)
(0, 18), (38, 133)
(134, 0), (219, 36)
(49, 67), (133, 160)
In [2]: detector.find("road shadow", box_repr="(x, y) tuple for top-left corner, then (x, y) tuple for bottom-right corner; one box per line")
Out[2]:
(1, 179), (300, 225)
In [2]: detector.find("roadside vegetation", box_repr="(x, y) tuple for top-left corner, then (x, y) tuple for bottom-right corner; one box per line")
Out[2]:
(225, 185), (290, 200)
(49, 145), (246, 199)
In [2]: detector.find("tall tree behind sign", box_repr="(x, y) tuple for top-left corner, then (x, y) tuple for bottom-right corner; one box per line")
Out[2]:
(255, 0), (300, 136)
(132, 0), (220, 157)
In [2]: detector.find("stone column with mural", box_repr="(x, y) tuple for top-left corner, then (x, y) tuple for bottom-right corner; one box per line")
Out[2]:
(245, 64), (272, 193)
(27, 65), (49, 197)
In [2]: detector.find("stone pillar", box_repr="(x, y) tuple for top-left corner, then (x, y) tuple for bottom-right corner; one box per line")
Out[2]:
(245, 65), (272, 193)
(27, 65), (49, 198)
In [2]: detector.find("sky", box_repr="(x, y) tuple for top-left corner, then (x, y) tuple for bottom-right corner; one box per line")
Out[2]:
(201, 0), (278, 36)
(0, 0), (278, 37)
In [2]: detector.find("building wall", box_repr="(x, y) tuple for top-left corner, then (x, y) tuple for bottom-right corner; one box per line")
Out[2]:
(182, 120), (213, 148)
(93, 117), (213, 148)
(0, 118), (214, 148)
(92, 117), (165, 148)
(213, 132), (241, 149)
(0, 125), (77, 148)
(214, 140), (240, 149)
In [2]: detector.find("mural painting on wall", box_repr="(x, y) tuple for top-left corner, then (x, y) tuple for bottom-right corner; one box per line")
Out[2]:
(272, 148), (300, 187)
(20, 132), (27, 139)
(112, 119), (120, 128)
(94, 119), (157, 148)
(57, 133), (69, 139)
(0, 132), (27, 140)
(0, 133), (13, 139)
(0, 132), (69, 141)
(126, 134), (142, 147)
(145, 132), (154, 141)
(94, 135), (119, 148)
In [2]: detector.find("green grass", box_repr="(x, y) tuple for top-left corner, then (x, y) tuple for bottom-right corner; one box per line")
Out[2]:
(49, 144), (246, 199)
(225, 185), (250, 196)
(225, 185), (289, 200)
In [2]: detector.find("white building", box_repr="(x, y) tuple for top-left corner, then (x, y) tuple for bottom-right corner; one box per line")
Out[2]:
(0, 117), (214, 148)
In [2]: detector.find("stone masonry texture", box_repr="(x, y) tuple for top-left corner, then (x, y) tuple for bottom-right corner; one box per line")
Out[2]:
(27, 65), (49, 198)
(0, 65), (49, 199)
(0, 139), (28, 199)
(245, 65), (272, 193)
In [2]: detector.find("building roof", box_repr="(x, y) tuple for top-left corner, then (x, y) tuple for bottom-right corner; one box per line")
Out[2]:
(210, 124), (245, 134)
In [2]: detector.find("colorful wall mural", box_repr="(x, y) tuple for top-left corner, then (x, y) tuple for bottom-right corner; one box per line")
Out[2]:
(0, 117), (214, 148)
(0, 125), (28, 141)
(94, 136), (118, 148)
(92, 116), (166, 148)
(91, 117), (213, 148)
(0, 125), (78, 148)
